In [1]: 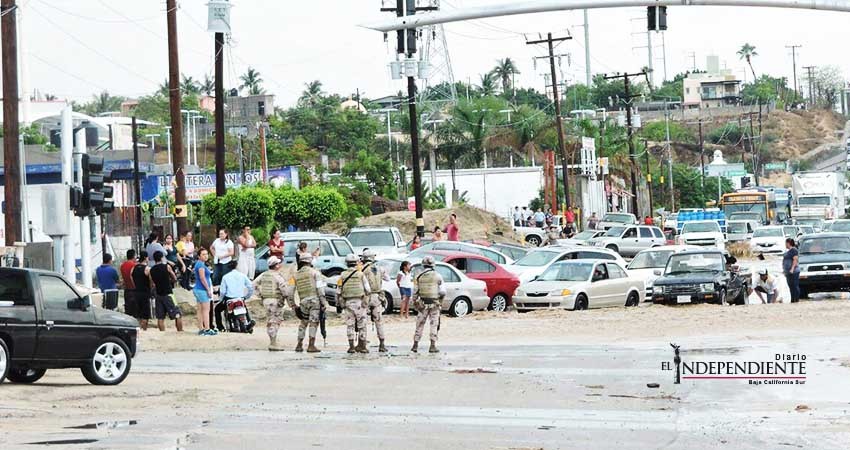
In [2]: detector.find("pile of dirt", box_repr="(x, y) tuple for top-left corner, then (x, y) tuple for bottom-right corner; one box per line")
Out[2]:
(763, 109), (845, 161)
(355, 204), (520, 243)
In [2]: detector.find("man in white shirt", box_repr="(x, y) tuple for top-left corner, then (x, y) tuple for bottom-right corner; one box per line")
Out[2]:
(512, 206), (522, 226)
(753, 269), (779, 304)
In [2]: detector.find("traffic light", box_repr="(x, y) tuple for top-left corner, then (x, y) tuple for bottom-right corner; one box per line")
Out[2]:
(648, 6), (668, 31)
(73, 155), (114, 217)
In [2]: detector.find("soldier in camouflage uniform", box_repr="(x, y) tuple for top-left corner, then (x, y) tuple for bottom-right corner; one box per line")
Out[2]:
(289, 254), (328, 353)
(361, 249), (390, 352)
(337, 253), (371, 354)
(252, 256), (295, 351)
(412, 256), (446, 353)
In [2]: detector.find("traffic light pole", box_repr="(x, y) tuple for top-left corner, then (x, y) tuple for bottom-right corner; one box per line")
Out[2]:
(75, 130), (92, 289)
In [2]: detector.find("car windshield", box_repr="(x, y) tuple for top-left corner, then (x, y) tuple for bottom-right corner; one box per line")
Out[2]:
(665, 253), (724, 274)
(753, 228), (783, 238)
(348, 231), (395, 247)
(799, 237), (850, 254)
(830, 221), (850, 233)
(572, 231), (598, 240)
(538, 262), (593, 282)
(514, 250), (559, 267)
(783, 226), (798, 236)
(629, 250), (675, 270)
(604, 226), (626, 237)
(603, 214), (633, 224)
(727, 222), (749, 234)
(681, 222), (720, 233)
(729, 213), (762, 222)
(798, 196), (831, 206)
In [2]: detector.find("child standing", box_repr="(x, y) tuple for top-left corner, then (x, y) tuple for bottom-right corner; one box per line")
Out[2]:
(397, 261), (414, 319)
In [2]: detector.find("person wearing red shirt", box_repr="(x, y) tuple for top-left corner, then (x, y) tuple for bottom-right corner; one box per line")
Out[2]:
(644, 215), (653, 225)
(445, 213), (460, 241)
(564, 207), (576, 235)
(120, 249), (138, 318)
(267, 229), (285, 259)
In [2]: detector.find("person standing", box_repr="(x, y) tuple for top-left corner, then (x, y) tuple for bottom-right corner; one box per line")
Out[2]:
(412, 256), (446, 354)
(253, 256), (294, 351)
(217, 261), (256, 332)
(267, 229), (285, 260)
(150, 251), (183, 332)
(337, 254), (371, 354)
(236, 226), (257, 278)
(783, 238), (801, 303)
(512, 206), (522, 226)
(445, 213), (460, 242)
(533, 209), (546, 228)
(210, 229), (234, 286)
(362, 250), (390, 353)
(587, 212), (599, 231)
(176, 231), (196, 260)
(145, 232), (166, 268)
(193, 249), (216, 335)
(432, 226), (444, 242)
(164, 234), (186, 275)
(564, 207), (576, 235)
(521, 206), (531, 225)
(96, 253), (120, 310)
(397, 261), (413, 319)
(296, 241), (321, 264)
(120, 250), (137, 317)
(131, 251), (153, 330)
(290, 254), (328, 353)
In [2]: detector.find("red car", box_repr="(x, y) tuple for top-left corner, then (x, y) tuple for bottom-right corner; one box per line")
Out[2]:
(424, 250), (520, 312)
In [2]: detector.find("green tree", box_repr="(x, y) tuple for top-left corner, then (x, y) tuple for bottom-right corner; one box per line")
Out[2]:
(201, 74), (215, 96)
(478, 73), (498, 97)
(640, 121), (695, 143)
(181, 75), (201, 96)
(81, 91), (125, 116)
(201, 186), (275, 231)
(707, 123), (744, 145)
(491, 58), (520, 95)
(737, 43), (758, 81)
(341, 149), (396, 198)
(512, 87), (551, 110)
(271, 185), (347, 230)
(240, 67), (265, 95)
(298, 80), (324, 107)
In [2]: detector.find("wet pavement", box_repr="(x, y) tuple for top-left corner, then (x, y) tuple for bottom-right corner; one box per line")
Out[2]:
(3, 336), (849, 450)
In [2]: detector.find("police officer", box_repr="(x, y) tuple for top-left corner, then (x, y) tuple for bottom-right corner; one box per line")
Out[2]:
(290, 253), (328, 353)
(252, 256), (295, 351)
(412, 256), (446, 353)
(337, 253), (371, 354)
(361, 249), (390, 353)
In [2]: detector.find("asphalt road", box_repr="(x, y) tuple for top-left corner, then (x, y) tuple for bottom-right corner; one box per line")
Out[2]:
(3, 335), (849, 450)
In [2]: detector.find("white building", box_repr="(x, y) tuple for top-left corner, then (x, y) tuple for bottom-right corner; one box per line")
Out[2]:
(683, 56), (743, 109)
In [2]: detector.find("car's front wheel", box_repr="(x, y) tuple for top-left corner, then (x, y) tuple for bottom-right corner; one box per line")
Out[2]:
(718, 289), (727, 306)
(81, 337), (132, 386)
(573, 294), (589, 311)
(383, 292), (394, 315)
(489, 293), (508, 312)
(449, 297), (472, 318)
(625, 291), (640, 307)
(6, 368), (47, 384)
(0, 338), (9, 384)
(526, 235), (542, 247)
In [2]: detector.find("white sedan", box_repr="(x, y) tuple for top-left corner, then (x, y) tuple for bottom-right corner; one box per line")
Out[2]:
(513, 260), (644, 311)
(504, 246), (626, 284)
(627, 245), (698, 300)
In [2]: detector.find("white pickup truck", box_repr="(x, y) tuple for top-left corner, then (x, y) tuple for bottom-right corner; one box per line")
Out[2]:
(676, 220), (725, 249)
(514, 217), (562, 247)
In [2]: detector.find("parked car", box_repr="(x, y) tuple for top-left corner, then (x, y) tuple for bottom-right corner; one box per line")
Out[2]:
(675, 220), (725, 249)
(255, 232), (355, 277)
(324, 258), (490, 317)
(409, 241), (514, 265)
(792, 217), (824, 232)
(749, 226), (787, 255)
(797, 225), (815, 236)
(797, 233), (850, 298)
(504, 246), (625, 283)
(627, 245), (696, 300)
(588, 225), (666, 257)
(406, 237), (435, 252)
(0, 268), (138, 385)
(651, 250), (751, 305)
(513, 260), (644, 311)
(490, 243), (531, 261)
(827, 219), (850, 234)
(423, 250), (520, 312)
(555, 230), (605, 246)
(726, 220), (757, 244)
(598, 213), (638, 230)
(346, 226), (407, 256)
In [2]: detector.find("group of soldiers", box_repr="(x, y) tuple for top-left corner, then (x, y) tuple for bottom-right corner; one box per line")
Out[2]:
(252, 250), (446, 354)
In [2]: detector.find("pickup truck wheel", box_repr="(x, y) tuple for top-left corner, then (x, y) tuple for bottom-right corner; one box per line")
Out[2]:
(606, 245), (619, 253)
(6, 368), (47, 384)
(0, 339), (9, 384)
(718, 289), (727, 306)
(526, 235), (542, 247)
(625, 291), (640, 307)
(733, 286), (747, 305)
(81, 337), (132, 386)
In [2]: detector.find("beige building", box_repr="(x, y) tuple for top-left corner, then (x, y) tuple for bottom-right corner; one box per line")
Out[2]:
(683, 56), (742, 109)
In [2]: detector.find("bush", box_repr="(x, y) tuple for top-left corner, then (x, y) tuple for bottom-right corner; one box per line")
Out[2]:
(300, 185), (347, 229)
(201, 186), (275, 232)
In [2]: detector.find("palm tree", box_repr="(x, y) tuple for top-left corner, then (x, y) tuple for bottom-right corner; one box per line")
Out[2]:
(239, 67), (265, 95)
(737, 43), (758, 81)
(298, 80), (324, 107)
(84, 91), (124, 115)
(201, 74), (215, 96)
(478, 73), (498, 97)
(491, 58), (521, 95)
(181, 75), (201, 95)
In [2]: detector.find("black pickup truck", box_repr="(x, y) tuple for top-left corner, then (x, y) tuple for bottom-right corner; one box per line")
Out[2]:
(0, 268), (138, 385)
(651, 250), (751, 305)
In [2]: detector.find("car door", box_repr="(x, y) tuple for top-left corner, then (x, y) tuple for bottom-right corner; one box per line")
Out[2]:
(620, 227), (639, 256)
(0, 270), (38, 363)
(434, 265), (462, 304)
(636, 227), (655, 256)
(35, 273), (99, 362)
(586, 263), (614, 307)
(606, 263), (632, 306)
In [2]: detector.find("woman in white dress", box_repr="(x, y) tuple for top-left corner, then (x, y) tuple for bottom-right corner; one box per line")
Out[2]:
(236, 226), (257, 278)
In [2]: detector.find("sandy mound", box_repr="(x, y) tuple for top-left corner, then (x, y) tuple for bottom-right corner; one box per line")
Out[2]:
(355, 204), (520, 243)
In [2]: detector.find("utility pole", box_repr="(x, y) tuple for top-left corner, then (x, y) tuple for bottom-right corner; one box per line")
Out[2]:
(605, 71), (647, 216)
(259, 123), (268, 182)
(803, 66), (816, 106)
(2, 0), (22, 246)
(583, 10), (591, 87)
(527, 33), (573, 211)
(132, 117), (143, 250)
(165, 0), (187, 236)
(786, 44), (801, 99)
(644, 140), (653, 214)
(688, 118), (708, 191)
(214, 32), (225, 196)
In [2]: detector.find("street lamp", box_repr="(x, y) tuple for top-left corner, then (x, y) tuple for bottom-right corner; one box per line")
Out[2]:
(377, 108), (398, 167)
(180, 109), (199, 165)
(145, 133), (161, 164)
(190, 115), (204, 168)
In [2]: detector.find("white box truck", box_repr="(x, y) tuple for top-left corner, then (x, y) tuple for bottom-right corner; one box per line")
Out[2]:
(791, 172), (846, 220)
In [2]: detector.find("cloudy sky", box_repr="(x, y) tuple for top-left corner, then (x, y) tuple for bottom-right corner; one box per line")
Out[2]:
(10, 0), (850, 107)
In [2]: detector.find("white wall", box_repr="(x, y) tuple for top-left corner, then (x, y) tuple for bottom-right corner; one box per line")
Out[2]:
(420, 167), (544, 217)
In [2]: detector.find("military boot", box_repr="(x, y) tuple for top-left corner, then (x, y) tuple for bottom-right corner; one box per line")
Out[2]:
(378, 339), (388, 353)
(411, 341), (419, 353)
(268, 336), (284, 352)
(356, 339), (370, 354)
(307, 337), (320, 353)
(347, 340), (356, 354)
(294, 339), (304, 353)
(429, 340), (440, 353)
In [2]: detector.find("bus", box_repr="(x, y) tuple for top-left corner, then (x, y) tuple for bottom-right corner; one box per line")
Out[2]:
(720, 190), (777, 225)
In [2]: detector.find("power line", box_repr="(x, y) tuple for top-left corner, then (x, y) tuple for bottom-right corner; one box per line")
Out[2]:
(33, 0), (169, 23)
